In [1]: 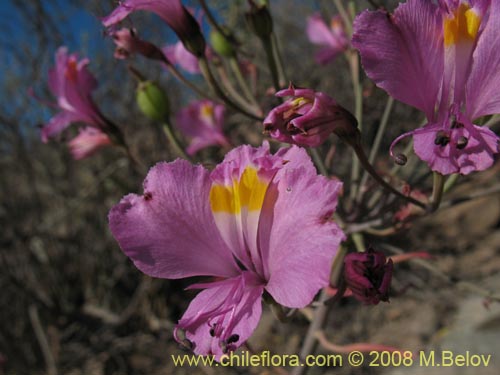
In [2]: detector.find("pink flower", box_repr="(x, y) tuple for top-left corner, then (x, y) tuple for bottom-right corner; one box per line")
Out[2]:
(353, 0), (500, 175)
(175, 100), (229, 155)
(102, 0), (206, 57)
(68, 127), (112, 160)
(344, 247), (393, 305)
(110, 28), (165, 61)
(263, 85), (358, 147)
(162, 41), (200, 74)
(108, 143), (345, 358)
(306, 13), (348, 65)
(40, 47), (108, 143)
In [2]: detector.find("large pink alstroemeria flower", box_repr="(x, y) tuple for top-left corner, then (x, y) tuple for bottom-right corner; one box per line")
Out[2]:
(109, 143), (344, 358)
(175, 100), (229, 155)
(306, 13), (348, 65)
(353, 0), (500, 175)
(102, 0), (206, 57)
(40, 47), (110, 151)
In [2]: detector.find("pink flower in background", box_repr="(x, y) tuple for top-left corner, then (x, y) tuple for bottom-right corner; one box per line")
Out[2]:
(109, 143), (344, 358)
(102, 0), (206, 57)
(68, 127), (112, 160)
(344, 247), (393, 305)
(162, 41), (200, 74)
(263, 85), (358, 147)
(353, 0), (500, 175)
(40, 47), (108, 143)
(307, 13), (348, 65)
(175, 100), (229, 155)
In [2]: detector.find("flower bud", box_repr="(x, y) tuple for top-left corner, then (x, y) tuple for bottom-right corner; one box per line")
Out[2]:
(210, 29), (236, 58)
(263, 85), (359, 147)
(344, 247), (393, 305)
(136, 81), (170, 122)
(245, 0), (273, 39)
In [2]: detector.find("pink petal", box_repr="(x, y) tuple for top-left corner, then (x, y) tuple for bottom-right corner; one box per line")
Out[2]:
(413, 122), (499, 175)
(175, 100), (228, 155)
(176, 271), (264, 358)
(41, 111), (82, 142)
(352, 0), (443, 119)
(306, 14), (337, 46)
(108, 160), (240, 279)
(466, 0), (500, 119)
(264, 147), (345, 308)
(68, 127), (111, 160)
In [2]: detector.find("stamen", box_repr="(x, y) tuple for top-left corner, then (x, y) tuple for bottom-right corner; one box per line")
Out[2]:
(394, 153), (407, 166)
(434, 131), (450, 146)
(456, 136), (468, 149)
(227, 334), (240, 344)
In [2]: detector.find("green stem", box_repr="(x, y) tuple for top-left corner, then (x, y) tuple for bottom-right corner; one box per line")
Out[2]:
(333, 0), (353, 36)
(163, 118), (190, 161)
(357, 96), (394, 202)
(349, 138), (427, 209)
(428, 172), (445, 212)
(198, 57), (263, 121)
(443, 173), (459, 193)
(271, 32), (287, 85)
(228, 57), (261, 112)
(261, 36), (281, 92)
(309, 148), (328, 176)
(348, 51), (363, 203)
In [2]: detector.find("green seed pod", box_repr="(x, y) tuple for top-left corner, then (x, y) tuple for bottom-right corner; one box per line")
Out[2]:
(210, 29), (235, 58)
(136, 81), (170, 122)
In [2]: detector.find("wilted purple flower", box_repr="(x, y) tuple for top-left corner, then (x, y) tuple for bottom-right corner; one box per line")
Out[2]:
(263, 85), (358, 147)
(162, 41), (200, 74)
(39, 47), (108, 144)
(103, 0), (206, 57)
(110, 28), (165, 61)
(175, 100), (229, 155)
(353, 0), (500, 175)
(109, 143), (344, 358)
(68, 127), (112, 160)
(307, 13), (348, 65)
(344, 248), (393, 305)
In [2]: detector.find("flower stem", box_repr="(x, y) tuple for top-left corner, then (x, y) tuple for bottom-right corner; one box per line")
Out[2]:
(198, 57), (263, 121)
(293, 246), (347, 375)
(428, 172), (445, 212)
(163, 118), (191, 161)
(309, 148), (328, 176)
(333, 0), (353, 36)
(228, 57), (261, 113)
(348, 138), (427, 209)
(261, 35), (281, 93)
(357, 96), (394, 202)
(347, 50), (363, 203)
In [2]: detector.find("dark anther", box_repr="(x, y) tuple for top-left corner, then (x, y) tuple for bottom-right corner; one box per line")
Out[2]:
(451, 120), (464, 129)
(227, 334), (240, 344)
(209, 328), (215, 337)
(143, 192), (153, 201)
(394, 153), (408, 166)
(434, 131), (450, 146)
(456, 136), (468, 150)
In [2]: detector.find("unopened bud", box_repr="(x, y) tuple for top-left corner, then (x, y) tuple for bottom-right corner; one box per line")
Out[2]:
(210, 29), (235, 57)
(245, 0), (273, 39)
(136, 81), (170, 122)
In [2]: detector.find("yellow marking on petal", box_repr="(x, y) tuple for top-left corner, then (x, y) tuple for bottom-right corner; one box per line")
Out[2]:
(209, 167), (269, 214)
(444, 3), (481, 47)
